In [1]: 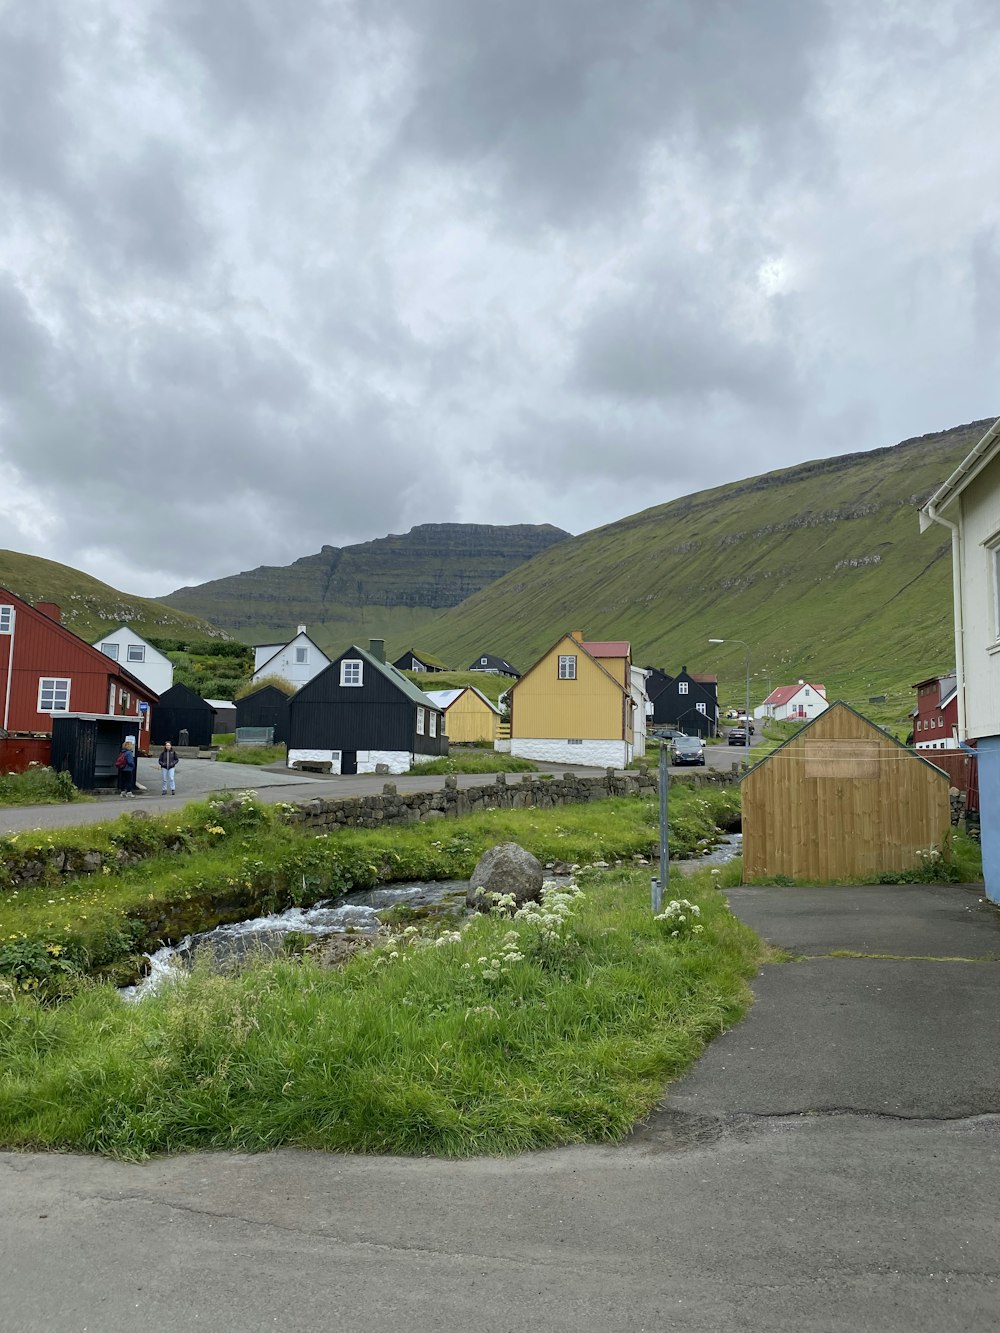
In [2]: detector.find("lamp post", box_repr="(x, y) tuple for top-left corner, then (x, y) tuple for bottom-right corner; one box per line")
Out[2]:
(710, 637), (751, 762)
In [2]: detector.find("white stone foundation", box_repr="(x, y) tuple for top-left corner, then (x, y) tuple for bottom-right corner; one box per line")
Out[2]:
(357, 750), (410, 774)
(510, 738), (631, 767)
(288, 748), (341, 772)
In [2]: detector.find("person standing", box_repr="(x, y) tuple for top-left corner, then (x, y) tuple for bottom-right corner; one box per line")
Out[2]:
(116, 740), (137, 797)
(158, 740), (179, 796)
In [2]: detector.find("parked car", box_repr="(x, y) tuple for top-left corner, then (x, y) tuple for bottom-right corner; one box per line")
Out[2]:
(728, 727), (748, 746)
(651, 726), (688, 741)
(672, 735), (706, 766)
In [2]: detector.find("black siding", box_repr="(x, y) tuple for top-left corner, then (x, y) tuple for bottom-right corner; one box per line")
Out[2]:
(646, 668), (719, 738)
(288, 655), (447, 755)
(236, 686), (290, 744)
(151, 683), (215, 747)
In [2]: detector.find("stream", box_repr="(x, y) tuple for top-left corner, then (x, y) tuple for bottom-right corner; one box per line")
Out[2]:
(120, 835), (743, 1001)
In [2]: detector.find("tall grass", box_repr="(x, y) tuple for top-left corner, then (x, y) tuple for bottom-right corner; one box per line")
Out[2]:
(0, 867), (762, 1159)
(0, 766), (80, 807)
(409, 753), (537, 774)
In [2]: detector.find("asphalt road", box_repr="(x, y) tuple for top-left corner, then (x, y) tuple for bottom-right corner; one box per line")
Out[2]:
(3, 882), (999, 1332)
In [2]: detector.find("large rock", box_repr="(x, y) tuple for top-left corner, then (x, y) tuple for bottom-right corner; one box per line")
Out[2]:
(467, 842), (544, 912)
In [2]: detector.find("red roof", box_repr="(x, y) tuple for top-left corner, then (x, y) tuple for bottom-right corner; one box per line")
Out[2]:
(581, 640), (630, 657)
(763, 683), (826, 706)
(690, 673), (717, 684)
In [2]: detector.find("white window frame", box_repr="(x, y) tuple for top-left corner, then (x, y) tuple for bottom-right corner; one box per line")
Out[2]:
(696, 701), (707, 715)
(678, 681), (689, 695)
(558, 655), (577, 680)
(295, 646), (309, 665)
(100, 641), (119, 660)
(429, 710), (438, 737)
(126, 644), (145, 663)
(0, 606), (12, 634)
(480, 657), (488, 666)
(416, 706), (425, 735)
(340, 659), (363, 687)
(38, 677), (71, 713)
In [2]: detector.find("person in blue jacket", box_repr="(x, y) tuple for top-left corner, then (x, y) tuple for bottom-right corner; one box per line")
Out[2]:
(158, 740), (179, 795)
(116, 740), (136, 797)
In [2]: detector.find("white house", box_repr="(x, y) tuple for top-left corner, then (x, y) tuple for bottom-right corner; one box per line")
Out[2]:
(251, 625), (330, 688)
(919, 414), (1000, 904)
(630, 664), (650, 759)
(754, 680), (828, 722)
(93, 626), (173, 697)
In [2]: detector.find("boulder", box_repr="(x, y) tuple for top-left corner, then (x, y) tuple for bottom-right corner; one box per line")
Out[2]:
(467, 842), (543, 912)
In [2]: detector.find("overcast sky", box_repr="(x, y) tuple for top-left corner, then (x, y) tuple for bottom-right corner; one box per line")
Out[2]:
(1, 0), (999, 597)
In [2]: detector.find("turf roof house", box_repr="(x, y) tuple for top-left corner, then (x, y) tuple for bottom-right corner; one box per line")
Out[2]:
(392, 648), (450, 673)
(425, 686), (502, 744)
(287, 640), (446, 774)
(92, 626), (173, 696)
(507, 631), (646, 767)
(467, 652), (521, 678)
(0, 589), (158, 744)
(920, 413), (1000, 904)
(645, 666), (719, 738)
(251, 626), (330, 688)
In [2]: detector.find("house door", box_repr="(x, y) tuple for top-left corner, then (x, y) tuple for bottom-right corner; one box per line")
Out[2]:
(341, 751), (358, 775)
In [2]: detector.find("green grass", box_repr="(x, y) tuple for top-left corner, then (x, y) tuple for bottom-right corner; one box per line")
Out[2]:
(409, 753), (537, 775)
(404, 671), (514, 704)
(0, 786), (741, 989)
(216, 744), (286, 767)
(0, 767), (81, 807)
(0, 864), (762, 1159)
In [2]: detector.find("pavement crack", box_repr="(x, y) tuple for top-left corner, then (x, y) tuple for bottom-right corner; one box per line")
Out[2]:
(793, 951), (998, 963)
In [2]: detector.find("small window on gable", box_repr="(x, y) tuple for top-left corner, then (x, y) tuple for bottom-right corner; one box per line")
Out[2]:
(804, 686), (810, 696)
(480, 657), (488, 665)
(429, 710), (438, 737)
(416, 706), (425, 735)
(0, 606), (12, 634)
(127, 644), (145, 663)
(295, 647), (308, 665)
(101, 642), (119, 660)
(558, 655), (577, 680)
(696, 702), (707, 715)
(340, 659), (363, 687)
(678, 681), (689, 695)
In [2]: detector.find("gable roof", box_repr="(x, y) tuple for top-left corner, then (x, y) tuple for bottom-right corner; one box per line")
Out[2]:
(510, 632), (629, 697)
(334, 645), (444, 711)
(254, 630), (330, 677)
(393, 647), (450, 670)
(93, 625), (172, 661)
(690, 673), (718, 685)
(763, 682), (826, 707)
(919, 416), (1000, 520)
(0, 588), (159, 701)
(425, 686), (502, 715)
(157, 682), (213, 710)
(741, 700), (950, 782)
(468, 652), (520, 675)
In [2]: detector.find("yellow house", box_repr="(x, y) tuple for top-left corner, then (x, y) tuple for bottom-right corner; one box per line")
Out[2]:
(424, 687), (501, 744)
(508, 631), (639, 766)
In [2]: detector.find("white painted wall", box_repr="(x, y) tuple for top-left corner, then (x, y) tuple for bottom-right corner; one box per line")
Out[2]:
(630, 665), (649, 759)
(957, 461), (1000, 739)
(253, 644), (283, 673)
(288, 747), (412, 774)
(757, 685), (829, 722)
(252, 631), (330, 687)
(510, 737), (631, 767)
(93, 627), (173, 696)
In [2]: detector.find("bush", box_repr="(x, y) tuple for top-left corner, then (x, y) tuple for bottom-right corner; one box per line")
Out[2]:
(0, 766), (79, 807)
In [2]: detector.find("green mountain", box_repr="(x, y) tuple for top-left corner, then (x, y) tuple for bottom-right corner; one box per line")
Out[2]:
(161, 523), (571, 652)
(0, 549), (225, 643)
(416, 419), (992, 729)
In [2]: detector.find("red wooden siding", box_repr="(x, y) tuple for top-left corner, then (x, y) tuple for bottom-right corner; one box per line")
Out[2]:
(0, 737), (52, 773)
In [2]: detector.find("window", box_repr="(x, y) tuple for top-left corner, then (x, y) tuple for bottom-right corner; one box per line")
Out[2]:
(295, 647), (308, 665)
(429, 711), (438, 737)
(558, 655), (577, 679)
(678, 681), (689, 694)
(340, 659), (363, 687)
(416, 707), (425, 735)
(0, 606), (12, 634)
(127, 644), (145, 663)
(567, 738), (583, 745)
(480, 657), (488, 665)
(804, 687), (810, 696)
(696, 702), (707, 715)
(38, 677), (70, 712)
(100, 642), (119, 660)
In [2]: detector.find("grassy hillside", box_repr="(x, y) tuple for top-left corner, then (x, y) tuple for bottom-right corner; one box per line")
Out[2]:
(0, 550), (225, 644)
(161, 523), (570, 654)
(418, 420), (992, 732)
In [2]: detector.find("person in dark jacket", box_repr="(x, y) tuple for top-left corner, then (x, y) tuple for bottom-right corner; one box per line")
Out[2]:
(117, 740), (136, 797)
(158, 740), (179, 795)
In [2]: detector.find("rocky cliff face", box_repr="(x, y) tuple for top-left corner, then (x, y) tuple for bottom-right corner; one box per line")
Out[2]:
(162, 523), (571, 636)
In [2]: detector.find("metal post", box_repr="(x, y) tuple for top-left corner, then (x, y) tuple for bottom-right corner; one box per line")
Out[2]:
(652, 740), (668, 914)
(744, 649), (751, 765)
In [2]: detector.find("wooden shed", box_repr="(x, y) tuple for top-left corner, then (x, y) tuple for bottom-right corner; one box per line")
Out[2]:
(235, 684), (291, 745)
(150, 683), (215, 748)
(741, 702), (951, 882)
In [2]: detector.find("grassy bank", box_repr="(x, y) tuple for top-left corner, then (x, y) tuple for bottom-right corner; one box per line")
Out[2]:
(216, 744), (286, 766)
(0, 786), (739, 991)
(0, 767), (81, 807)
(0, 862), (761, 1159)
(410, 753), (538, 775)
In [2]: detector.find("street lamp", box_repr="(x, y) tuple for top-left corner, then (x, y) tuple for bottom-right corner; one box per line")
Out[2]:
(709, 637), (751, 761)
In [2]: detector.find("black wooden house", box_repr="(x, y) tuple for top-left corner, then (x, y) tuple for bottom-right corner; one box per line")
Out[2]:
(468, 652), (521, 678)
(645, 666), (719, 738)
(288, 642), (447, 774)
(235, 684), (291, 745)
(150, 682), (215, 748)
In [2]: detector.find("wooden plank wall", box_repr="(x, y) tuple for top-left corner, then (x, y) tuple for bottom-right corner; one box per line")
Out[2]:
(742, 705), (951, 882)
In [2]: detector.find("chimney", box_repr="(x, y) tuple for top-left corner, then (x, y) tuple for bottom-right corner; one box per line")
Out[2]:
(571, 630), (584, 642)
(297, 624), (307, 635)
(36, 601), (61, 623)
(369, 638), (385, 662)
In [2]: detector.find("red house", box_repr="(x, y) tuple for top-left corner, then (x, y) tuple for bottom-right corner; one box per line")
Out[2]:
(0, 589), (159, 749)
(911, 673), (958, 751)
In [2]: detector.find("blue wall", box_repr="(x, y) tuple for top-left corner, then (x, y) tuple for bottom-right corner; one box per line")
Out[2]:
(977, 735), (1000, 905)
